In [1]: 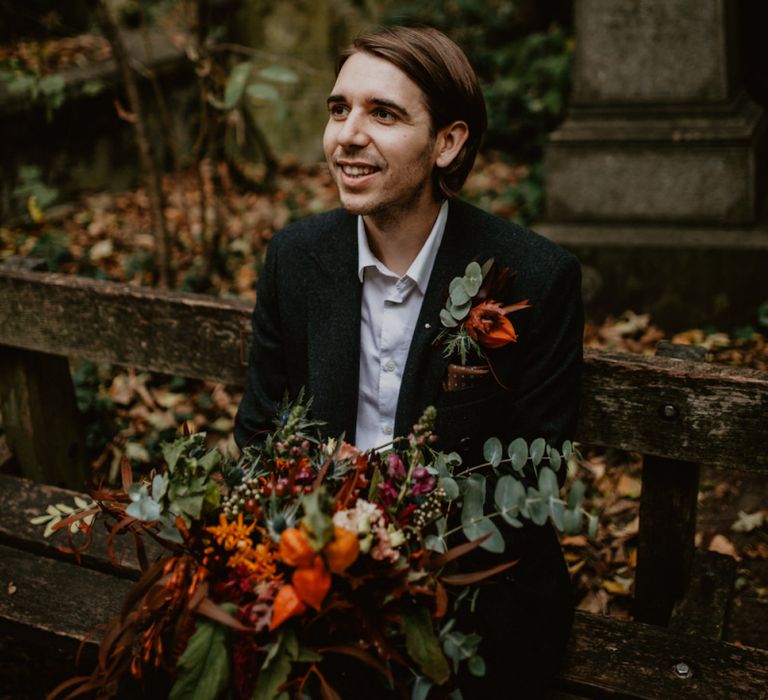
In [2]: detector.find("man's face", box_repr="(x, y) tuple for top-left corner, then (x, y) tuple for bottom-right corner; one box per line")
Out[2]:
(323, 51), (440, 221)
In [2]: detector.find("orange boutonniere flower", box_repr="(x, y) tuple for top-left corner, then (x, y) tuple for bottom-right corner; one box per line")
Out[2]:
(465, 299), (532, 349)
(436, 258), (531, 367)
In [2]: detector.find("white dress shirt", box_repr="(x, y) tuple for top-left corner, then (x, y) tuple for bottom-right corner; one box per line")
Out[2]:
(354, 201), (449, 451)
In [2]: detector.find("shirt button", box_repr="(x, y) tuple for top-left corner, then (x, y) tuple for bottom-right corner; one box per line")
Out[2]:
(383, 360), (395, 372)
(382, 424), (393, 436)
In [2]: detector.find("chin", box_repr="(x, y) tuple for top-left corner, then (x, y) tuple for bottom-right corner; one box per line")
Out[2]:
(338, 193), (379, 216)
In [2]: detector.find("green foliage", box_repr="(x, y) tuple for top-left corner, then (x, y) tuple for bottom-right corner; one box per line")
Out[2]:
(210, 59), (299, 112)
(170, 606), (235, 700)
(461, 473), (504, 553)
(433, 437), (595, 553)
(12, 164), (59, 219)
(758, 301), (768, 329)
(72, 361), (116, 462)
(123, 250), (156, 278)
(400, 603), (451, 685)
(439, 618), (484, 676)
(29, 230), (72, 271)
(300, 487), (334, 550)
(437, 259), (491, 363)
(125, 432), (223, 536)
(0, 65), (66, 119)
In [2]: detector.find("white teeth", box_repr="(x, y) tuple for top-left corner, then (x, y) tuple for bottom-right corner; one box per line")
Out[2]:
(340, 165), (376, 176)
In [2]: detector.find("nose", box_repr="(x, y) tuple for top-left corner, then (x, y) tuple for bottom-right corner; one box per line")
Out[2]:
(336, 109), (369, 148)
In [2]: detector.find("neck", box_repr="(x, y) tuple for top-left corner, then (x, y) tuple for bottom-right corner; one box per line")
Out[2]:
(363, 198), (442, 276)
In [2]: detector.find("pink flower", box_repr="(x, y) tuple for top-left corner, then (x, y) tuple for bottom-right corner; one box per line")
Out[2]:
(370, 525), (399, 563)
(338, 441), (362, 461)
(378, 480), (399, 506)
(386, 453), (406, 480)
(410, 466), (435, 496)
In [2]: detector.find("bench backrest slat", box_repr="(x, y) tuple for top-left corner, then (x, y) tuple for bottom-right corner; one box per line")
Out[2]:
(1, 268), (766, 471)
(0, 268), (252, 385)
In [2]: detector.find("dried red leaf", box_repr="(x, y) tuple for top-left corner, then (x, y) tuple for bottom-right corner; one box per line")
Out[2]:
(195, 596), (251, 631)
(440, 558), (519, 586)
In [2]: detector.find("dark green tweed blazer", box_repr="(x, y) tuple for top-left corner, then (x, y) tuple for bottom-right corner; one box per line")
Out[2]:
(234, 199), (583, 464)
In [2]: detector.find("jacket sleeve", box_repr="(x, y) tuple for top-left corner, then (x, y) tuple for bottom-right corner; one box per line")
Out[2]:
(234, 234), (287, 449)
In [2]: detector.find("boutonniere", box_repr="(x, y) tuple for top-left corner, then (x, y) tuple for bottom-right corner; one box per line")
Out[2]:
(436, 259), (530, 388)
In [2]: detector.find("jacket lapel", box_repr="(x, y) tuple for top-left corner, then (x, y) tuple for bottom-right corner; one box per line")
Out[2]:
(306, 212), (362, 442)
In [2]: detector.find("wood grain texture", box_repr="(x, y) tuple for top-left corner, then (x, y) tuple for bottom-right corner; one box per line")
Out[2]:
(0, 544), (132, 643)
(0, 268), (252, 385)
(0, 347), (87, 487)
(558, 611), (768, 699)
(670, 551), (737, 640)
(579, 349), (768, 471)
(0, 473), (161, 578)
(1, 269), (767, 469)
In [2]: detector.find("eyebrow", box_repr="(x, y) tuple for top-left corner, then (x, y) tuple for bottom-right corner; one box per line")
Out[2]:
(326, 94), (411, 119)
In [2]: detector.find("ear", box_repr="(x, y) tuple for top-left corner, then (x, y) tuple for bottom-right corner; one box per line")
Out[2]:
(435, 121), (469, 168)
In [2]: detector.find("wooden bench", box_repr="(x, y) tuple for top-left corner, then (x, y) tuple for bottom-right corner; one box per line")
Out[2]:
(1, 265), (767, 698)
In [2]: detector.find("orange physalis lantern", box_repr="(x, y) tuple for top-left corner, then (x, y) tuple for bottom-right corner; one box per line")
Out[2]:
(270, 583), (307, 631)
(279, 527), (314, 568)
(324, 527), (360, 574)
(292, 555), (331, 610)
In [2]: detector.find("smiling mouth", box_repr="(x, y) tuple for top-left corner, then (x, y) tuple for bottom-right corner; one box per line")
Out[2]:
(338, 163), (379, 177)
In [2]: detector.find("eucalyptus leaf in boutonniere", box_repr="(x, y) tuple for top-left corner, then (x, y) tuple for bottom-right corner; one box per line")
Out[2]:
(436, 259), (530, 386)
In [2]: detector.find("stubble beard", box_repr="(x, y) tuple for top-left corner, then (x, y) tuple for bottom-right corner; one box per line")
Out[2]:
(334, 140), (437, 228)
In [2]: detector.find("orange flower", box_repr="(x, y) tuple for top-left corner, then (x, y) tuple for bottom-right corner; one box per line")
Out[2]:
(270, 583), (307, 630)
(228, 542), (278, 581)
(279, 527), (315, 567)
(465, 299), (530, 349)
(206, 513), (255, 551)
(292, 555), (331, 610)
(324, 526), (360, 574)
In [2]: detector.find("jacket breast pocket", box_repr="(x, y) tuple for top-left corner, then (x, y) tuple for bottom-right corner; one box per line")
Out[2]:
(434, 386), (510, 452)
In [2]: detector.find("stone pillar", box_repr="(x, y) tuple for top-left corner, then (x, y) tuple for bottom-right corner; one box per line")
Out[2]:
(541, 0), (768, 329)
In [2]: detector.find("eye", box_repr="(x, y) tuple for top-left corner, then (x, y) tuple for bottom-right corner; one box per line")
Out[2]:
(328, 103), (348, 118)
(373, 107), (395, 122)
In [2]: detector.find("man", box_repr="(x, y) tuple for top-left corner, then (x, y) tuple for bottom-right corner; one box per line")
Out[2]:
(236, 26), (582, 695)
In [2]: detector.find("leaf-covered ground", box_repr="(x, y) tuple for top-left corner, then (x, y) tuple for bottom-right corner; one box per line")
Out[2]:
(1, 158), (766, 648)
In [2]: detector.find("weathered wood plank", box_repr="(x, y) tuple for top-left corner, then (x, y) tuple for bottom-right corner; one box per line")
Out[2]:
(0, 346), (87, 488)
(578, 349), (768, 471)
(670, 551), (737, 640)
(0, 267), (252, 386)
(634, 341), (702, 626)
(557, 611), (768, 699)
(0, 544), (133, 644)
(0, 473), (158, 578)
(1, 269), (767, 470)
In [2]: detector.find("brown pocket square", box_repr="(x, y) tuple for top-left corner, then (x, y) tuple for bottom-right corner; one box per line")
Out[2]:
(442, 363), (490, 392)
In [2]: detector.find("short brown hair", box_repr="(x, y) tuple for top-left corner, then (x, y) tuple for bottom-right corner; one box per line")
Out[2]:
(338, 26), (487, 200)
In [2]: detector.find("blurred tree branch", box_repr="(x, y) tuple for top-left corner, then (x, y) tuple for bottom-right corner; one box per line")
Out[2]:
(88, 0), (172, 288)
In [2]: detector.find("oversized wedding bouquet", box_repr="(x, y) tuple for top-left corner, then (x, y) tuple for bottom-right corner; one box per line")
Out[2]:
(40, 397), (594, 699)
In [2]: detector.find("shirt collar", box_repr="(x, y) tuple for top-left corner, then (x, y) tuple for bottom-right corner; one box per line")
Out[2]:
(356, 200), (449, 294)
